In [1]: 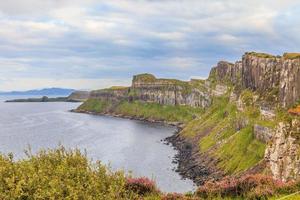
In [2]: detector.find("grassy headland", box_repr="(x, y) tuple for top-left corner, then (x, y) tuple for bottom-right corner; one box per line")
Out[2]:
(78, 99), (203, 124)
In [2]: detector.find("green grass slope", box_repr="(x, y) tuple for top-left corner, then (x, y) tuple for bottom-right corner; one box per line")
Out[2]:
(181, 94), (266, 174)
(78, 99), (203, 123)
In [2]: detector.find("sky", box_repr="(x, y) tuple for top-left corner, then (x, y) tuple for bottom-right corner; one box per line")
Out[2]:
(0, 0), (300, 91)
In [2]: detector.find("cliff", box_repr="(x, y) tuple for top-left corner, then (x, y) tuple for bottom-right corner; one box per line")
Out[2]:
(77, 52), (300, 184)
(209, 52), (300, 107)
(68, 91), (90, 101)
(130, 74), (211, 107)
(86, 74), (211, 108)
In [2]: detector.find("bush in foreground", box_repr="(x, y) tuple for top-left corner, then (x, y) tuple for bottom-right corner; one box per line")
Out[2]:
(0, 146), (158, 200)
(125, 177), (159, 195)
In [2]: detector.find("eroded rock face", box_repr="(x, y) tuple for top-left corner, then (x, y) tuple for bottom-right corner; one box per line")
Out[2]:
(209, 61), (242, 84)
(279, 59), (300, 107)
(260, 106), (276, 120)
(90, 88), (129, 102)
(68, 91), (90, 101)
(211, 53), (300, 107)
(131, 74), (211, 108)
(265, 120), (300, 182)
(241, 55), (282, 92)
(212, 84), (228, 97)
(253, 124), (273, 143)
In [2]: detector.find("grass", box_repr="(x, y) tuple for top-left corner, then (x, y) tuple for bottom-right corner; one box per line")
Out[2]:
(78, 99), (203, 123)
(132, 73), (195, 95)
(181, 94), (266, 174)
(133, 73), (157, 82)
(245, 52), (277, 59)
(77, 98), (113, 113)
(181, 96), (230, 138)
(115, 101), (203, 123)
(216, 126), (266, 174)
(107, 86), (129, 90)
(283, 53), (300, 60)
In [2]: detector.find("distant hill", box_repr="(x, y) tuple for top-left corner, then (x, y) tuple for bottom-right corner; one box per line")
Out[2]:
(0, 88), (75, 96)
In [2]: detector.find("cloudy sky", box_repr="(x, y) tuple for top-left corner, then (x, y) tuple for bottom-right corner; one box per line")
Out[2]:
(0, 0), (299, 91)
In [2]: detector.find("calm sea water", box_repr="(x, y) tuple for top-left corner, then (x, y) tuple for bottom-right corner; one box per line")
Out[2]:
(0, 95), (195, 192)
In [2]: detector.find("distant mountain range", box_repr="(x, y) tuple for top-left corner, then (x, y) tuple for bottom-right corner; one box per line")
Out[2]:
(0, 88), (75, 96)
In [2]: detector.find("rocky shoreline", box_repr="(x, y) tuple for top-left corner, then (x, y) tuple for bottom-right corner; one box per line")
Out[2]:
(72, 109), (220, 186)
(165, 133), (224, 186)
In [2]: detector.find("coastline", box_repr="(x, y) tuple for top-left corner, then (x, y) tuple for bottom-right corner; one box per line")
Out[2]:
(72, 109), (222, 186)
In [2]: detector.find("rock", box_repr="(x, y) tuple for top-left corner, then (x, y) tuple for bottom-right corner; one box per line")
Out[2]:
(265, 119), (300, 182)
(211, 52), (300, 107)
(131, 74), (211, 108)
(253, 124), (273, 143)
(212, 84), (228, 97)
(89, 87), (129, 102)
(260, 106), (276, 120)
(229, 91), (238, 102)
(241, 53), (300, 107)
(279, 59), (300, 107)
(209, 61), (242, 85)
(68, 90), (90, 101)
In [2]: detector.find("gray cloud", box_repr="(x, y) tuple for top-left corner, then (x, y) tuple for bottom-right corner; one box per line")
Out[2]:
(0, 0), (299, 90)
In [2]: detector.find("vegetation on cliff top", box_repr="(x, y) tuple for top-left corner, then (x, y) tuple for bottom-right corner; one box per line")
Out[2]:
(283, 53), (300, 60)
(78, 99), (203, 123)
(133, 73), (157, 82)
(107, 86), (129, 90)
(245, 52), (278, 59)
(245, 52), (300, 60)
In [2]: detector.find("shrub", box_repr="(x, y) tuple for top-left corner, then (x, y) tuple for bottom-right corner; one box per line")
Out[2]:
(0, 146), (160, 199)
(196, 174), (284, 199)
(125, 177), (159, 195)
(162, 193), (199, 200)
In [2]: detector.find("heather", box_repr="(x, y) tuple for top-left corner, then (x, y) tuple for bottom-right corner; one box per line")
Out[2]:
(197, 174), (300, 200)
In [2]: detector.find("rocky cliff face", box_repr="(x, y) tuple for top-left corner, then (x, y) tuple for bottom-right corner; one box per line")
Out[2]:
(68, 91), (90, 101)
(210, 52), (300, 107)
(265, 119), (300, 182)
(209, 61), (242, 85)
(89, 74), (211, 108)
(208, 52), (300, 182)
(279, 58), (300, 107)
(131, 74), (211, 108)
(89, 87), (129, 102)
